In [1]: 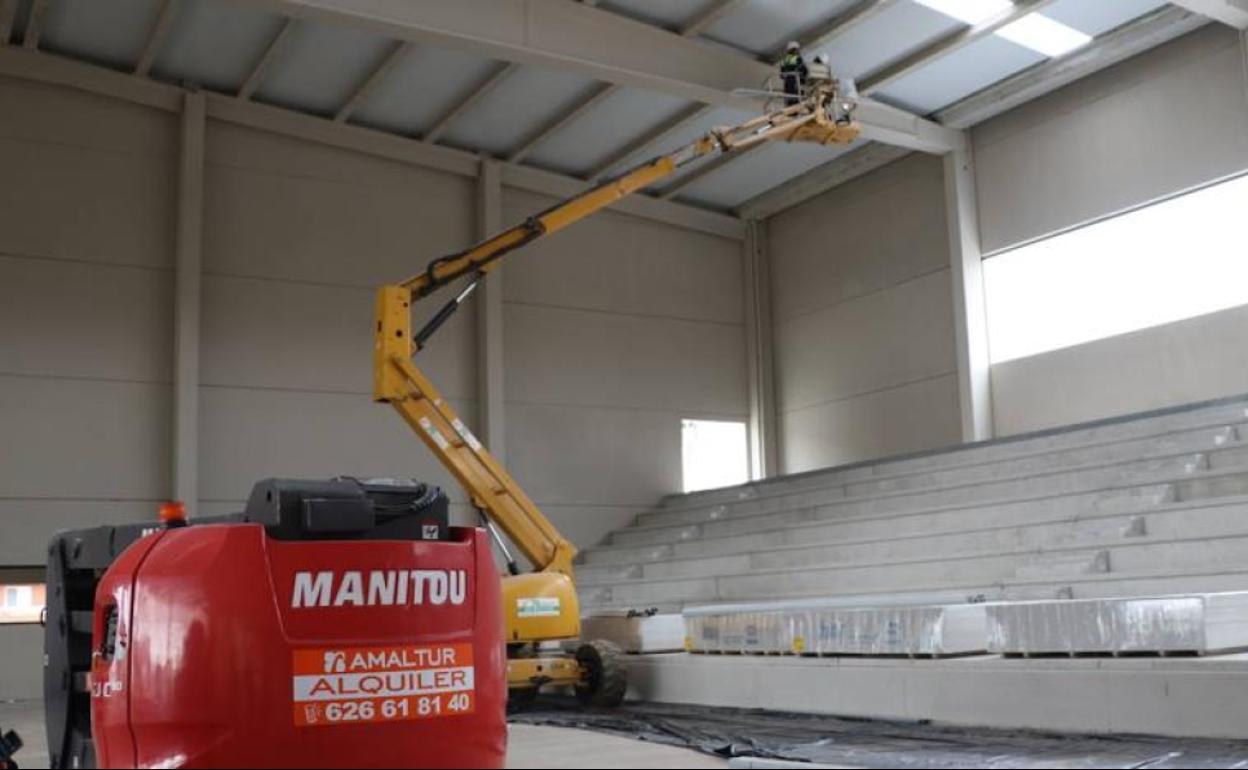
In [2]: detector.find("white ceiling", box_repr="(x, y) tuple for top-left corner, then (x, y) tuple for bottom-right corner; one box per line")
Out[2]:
(8, 0), (1185, 213)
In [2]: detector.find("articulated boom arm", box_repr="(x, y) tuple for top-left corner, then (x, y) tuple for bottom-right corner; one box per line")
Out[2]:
(373, 83), (859, 577)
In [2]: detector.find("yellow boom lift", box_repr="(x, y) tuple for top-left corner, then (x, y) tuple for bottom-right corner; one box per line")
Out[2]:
(372, 75), (861, 705)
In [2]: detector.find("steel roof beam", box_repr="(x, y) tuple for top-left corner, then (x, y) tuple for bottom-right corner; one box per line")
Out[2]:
(1168, 0), (1248, 29)
(423, 60), (518, 144)
(334, 40), (409, 122)
(135, 0), (178, 77)
(238, 17), (296, 100)
(262, 0), (960, 153)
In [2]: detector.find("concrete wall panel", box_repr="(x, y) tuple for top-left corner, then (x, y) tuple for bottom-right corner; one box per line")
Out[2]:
(198, 386), (473, 506)
(201, 274), (475, 400)
(503, 303), (746, 416)
(505, 403), (684, 508)
(0, 256), (171, 382)
(204, 127), (475, 287)
(780, 373), (962, 473)
(500, 187), (749, 548)
(981, 26), (1248, 434)
(0, 74), (177, 157)
(0, 137), (174, 269)
(769, 154), (949, 322)
(0, 625), (44, 700)
(768, 153), (960, 472)
(503, 188), (743, 324)
(0, 376), (170, 501)
(0, 500), (157, 564)
(776, 269), (956, 413)
(974, 25), (1248, 254)
(993, 305), (1248, 436)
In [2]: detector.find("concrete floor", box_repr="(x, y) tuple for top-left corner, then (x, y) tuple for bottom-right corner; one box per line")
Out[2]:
(0, 701), (725, 769)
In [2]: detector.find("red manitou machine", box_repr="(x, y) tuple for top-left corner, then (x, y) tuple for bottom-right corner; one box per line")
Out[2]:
(44, 479), (506, 769)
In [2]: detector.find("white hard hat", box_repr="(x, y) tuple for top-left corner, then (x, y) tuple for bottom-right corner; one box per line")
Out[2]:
(786, 41), (801, 51)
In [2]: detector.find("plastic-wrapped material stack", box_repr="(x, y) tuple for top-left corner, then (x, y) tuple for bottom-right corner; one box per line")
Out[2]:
(987, 592), (1248, 656)
(581, 612), (686, 653)
(683, 599), (989, 657)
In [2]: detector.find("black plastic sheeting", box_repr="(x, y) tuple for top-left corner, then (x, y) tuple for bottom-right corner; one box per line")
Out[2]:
(509, 699), (1248, 769)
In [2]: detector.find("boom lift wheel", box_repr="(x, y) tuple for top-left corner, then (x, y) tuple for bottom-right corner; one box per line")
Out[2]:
(506, 685), (540, 712)
(574, 640), (628, 707)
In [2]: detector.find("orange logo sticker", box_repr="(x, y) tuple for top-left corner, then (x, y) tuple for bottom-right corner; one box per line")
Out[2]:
(292, 644), (475, 727)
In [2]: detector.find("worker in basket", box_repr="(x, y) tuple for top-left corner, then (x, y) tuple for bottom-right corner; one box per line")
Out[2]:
(779, 40), (808, 105)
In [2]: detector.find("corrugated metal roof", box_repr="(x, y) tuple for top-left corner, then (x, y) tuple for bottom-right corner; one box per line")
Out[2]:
(876, 34), (1047, 115)
(350, 46), (502, 136)
(523, 88), (696, 176)
(818, 1), (967, 80)
(152, 0), (286, 93)
(702, 0), (862, 57)
(677, 139), (862, 209)
(252, 21), (393, 116)
(11, 0), (1193, 214)
(438, 64), (600, 158)
(39, 0), (160, 68)
(1045, 0), (1171, 37)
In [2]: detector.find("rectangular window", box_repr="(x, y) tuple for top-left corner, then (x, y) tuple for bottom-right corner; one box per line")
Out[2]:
(0, 583), (45, 624)
(984, 172), (1248, 364)
(681, 419), (749, 493)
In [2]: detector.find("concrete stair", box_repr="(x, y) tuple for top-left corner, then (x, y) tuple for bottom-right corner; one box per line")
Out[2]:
(575, 397), (1248, 614)
(581, 397), (1248, 740)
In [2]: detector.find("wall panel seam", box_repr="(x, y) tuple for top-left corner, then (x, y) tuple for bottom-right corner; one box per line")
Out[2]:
(0, 249), (173, 274)
(205, 157), (467, 193)
(779, 370), (959, 415)
(505, 399), (747, 418)
(502, 299), (745, 328)
(201, 269), (378, 292)
(0, 371), (171, 386)
(773, 163), (944, 225)
(772, 265), (952, 327)
(198, 381), (478, 402)
(0, 132), (175, 160)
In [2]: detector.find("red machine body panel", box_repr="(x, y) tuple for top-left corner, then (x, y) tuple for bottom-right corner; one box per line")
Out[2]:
(90, 525), (506, 769)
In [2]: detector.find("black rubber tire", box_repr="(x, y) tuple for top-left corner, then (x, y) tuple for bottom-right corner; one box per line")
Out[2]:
(574, 639), (628, 708)
(507, 686), (540, 713)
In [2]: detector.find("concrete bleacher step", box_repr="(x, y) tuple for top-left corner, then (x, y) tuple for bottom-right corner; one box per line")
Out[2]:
(607, 460), (1248, 552)
(585, 488), (1246, 568)
(610, 482), (1179, 550)
(643, 423), (1240, 527)
(588, 492), (1211, 572)
(580, 509), (1165, 585)
(580, 532), (1248, 612)
(584, 561), (1248, 617)
(1013, 550), (1111, 580)
(631, 447), (1226, 538)
(658, 398), (1248, 514)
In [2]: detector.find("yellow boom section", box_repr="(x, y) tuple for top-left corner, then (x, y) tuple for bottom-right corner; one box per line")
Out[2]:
(374, 82), (859, 577)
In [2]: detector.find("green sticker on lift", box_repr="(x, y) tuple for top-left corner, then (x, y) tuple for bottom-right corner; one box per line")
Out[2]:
(517, 597), (561, 618)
